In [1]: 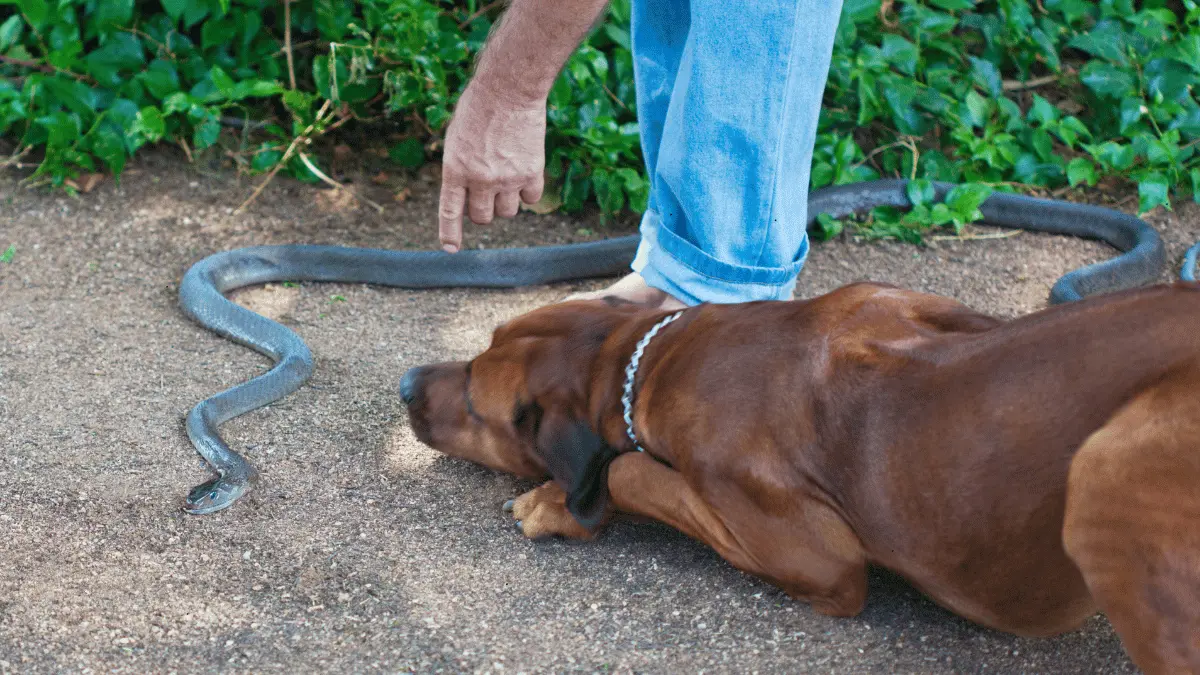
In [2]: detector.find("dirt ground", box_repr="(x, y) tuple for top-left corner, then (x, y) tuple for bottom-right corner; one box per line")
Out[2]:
(2, 147), (1198, 675)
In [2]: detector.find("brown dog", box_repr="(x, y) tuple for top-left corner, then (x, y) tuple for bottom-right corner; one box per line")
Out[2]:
(399, 281), (1200, 674)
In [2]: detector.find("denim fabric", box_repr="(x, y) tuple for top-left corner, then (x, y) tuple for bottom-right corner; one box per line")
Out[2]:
(628, 0), (844, 305)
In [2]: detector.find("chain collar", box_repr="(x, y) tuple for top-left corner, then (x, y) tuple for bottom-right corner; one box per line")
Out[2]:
(621, 309), (685, 453)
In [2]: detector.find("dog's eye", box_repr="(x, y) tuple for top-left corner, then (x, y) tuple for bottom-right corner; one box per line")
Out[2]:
(512, 400), (542, 433)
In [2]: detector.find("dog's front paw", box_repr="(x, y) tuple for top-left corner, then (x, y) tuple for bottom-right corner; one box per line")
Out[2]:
(503, 482), (597, 541)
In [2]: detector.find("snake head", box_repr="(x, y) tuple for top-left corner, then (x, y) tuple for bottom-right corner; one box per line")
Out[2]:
(184, 475), (254, 515)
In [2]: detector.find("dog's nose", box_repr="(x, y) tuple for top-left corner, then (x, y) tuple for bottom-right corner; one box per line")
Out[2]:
(399, 366), (426, 405)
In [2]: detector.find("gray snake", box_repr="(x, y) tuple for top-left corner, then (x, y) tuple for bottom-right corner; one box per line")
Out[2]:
(178, 179), (1183, 515)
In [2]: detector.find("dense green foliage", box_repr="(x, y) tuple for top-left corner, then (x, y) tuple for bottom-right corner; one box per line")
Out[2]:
(1, 0), (1199, 240)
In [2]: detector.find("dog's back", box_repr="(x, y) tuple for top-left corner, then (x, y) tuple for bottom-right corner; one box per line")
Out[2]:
(802, 282), (1200, 645)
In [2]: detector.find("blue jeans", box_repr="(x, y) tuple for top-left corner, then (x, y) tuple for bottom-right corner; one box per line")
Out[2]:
(629, 0), (844, 304)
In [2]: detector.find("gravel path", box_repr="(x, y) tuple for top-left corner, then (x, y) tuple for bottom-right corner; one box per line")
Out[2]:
(3, 150), (1197, 674)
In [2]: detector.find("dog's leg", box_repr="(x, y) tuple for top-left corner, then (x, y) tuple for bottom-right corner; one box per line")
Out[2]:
(503, 454), (867, 616)
(507, 481), (603, 540)
(1063, 367), (1200, 675)
(605, 452), (868, 617)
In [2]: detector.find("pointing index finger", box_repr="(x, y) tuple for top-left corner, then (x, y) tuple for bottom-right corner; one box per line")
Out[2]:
(439, 179), (466, 254)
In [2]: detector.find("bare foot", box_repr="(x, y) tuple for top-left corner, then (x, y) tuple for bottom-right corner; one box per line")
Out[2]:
(561, 272), (688, 311)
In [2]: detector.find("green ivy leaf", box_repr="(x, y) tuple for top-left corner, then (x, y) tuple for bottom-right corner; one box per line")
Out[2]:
(929, 202), (955, 227)
(1029, 28), (1061, 71)
(251, 145), (283, 172)
(95, 0), (134, 28)
(0, 14), (23, 52)
(1027, 95), (1060, 126)
(201, 17), (235, 50)
(315, 0), (351, 41)
(1172, 106), (1200, 137)
(1137, 173), (1170, 213)
(129, 106), (165, 150)
(389, 138), (425, 168)
(139, 59), (181, 100)
(1144, 58), (1192, 102)
(208, 65), (236, 97)
(944, 182), (993, 216)
(15, 0), (47, 30)
(841, 0), (881, 25)
(35, 111), (82, 148)
(968, 56), (1002, 97)
(88, 127), (127, 175)
(1086, 141), (1136, 171)
(1079, 62), (1137, 99)
(1066, 157), (1098, 186)
(811, 213), (844, 241)
(1055, 116), (1091, 147)
(1031, 128), (1055, 161)
(881, 77), (926, 134)
(39, 77), (99, 123)
(881, 35), (918, 75)
(160, 0), (188, 21)
(281, 89), (315, 120)
(602, 24), (630, 51)
(191, 108), (221, 149)
(925, 0), (974, 10)
(560, 159), (590, 212)
(616, 167), (648, 212)
(1190, 168), (1200, 202)
(592, 168), (624, 214)
(962, 90), (990, 128)
(162, 92), (192, 114)
(84, 32), (145, 88)
(906, 178), (935, 207)
(1118, 97), (1145, 133)
(182, 0), (210, 29)
(231, 80), (284, 100)
(1067, 21), (1130, 65)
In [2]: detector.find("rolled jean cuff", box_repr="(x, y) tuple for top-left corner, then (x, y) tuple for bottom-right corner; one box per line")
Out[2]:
(631, 209), (806, 305)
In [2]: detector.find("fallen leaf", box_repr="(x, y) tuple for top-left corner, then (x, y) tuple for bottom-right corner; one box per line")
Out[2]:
(393, 188), (411, 203)
(417, 162), (442, 184)
(66, 172), (105, 193)
(372, 171), (390, 185)
(520, 190), (563, 215)
(315, 188), (358, 212)
(1058, 98), (1084, 115)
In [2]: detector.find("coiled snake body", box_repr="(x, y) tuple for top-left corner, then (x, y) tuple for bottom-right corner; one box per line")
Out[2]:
(178, 179), (1192, 515)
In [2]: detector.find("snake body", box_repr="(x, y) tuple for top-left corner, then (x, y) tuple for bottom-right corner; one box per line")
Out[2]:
(179, 179), (1176, 514)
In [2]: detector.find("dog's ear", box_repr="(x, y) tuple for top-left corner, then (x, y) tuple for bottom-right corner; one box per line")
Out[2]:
(534, 407), (618, 529)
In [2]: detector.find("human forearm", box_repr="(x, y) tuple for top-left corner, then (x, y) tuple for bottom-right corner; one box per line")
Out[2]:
(470, 0), (612, 105)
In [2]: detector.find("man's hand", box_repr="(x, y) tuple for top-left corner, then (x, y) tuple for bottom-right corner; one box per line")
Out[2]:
(438, 84), (546, 254)
(434, 0), (612, 253)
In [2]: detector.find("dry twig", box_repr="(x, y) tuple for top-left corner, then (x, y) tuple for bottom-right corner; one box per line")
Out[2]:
(0, 145), (32, 170)
(284, 0), (297, 90)
(0, 55), (93, 83)
(458, 0), (504, 28)
(232, 100), (336, 215)
(297, 151), (385, 214)
(1001, 74), (1059, 92)
(930, 229), (1023, 241)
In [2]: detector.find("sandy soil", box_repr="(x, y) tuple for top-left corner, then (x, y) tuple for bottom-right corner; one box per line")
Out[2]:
(2, 147), (1198, 674)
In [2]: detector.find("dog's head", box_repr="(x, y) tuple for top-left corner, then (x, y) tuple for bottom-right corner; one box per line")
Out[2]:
(399, 300), (646, 527)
